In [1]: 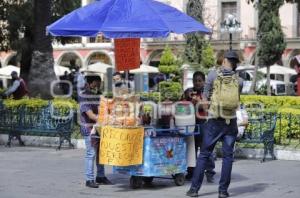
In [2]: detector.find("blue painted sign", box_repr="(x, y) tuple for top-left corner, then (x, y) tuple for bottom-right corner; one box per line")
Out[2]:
(114, 136), (187, 177)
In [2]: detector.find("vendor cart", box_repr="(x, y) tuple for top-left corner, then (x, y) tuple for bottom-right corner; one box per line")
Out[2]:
(113, 125), (199, 189)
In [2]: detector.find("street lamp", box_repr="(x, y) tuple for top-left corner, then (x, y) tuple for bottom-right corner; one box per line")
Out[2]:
(220, 14), (242, 50)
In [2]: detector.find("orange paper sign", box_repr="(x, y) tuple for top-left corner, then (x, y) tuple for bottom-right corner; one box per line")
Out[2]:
(114, 38), (140, 71)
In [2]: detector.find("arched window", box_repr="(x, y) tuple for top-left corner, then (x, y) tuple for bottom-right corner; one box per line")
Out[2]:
(86, 52), (112, 65)
(58, 52), (82, 69)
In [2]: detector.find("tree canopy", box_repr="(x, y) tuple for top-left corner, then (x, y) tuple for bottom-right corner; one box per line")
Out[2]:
(0, 0), (80, 99)
(183, 0), (205, 67)
(0, 0), (81, 52)
(257, 0), (286, 66)
(247, 0), (296, 95)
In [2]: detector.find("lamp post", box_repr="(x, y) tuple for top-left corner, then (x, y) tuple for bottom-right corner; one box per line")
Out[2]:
(220, 14), (242, 50)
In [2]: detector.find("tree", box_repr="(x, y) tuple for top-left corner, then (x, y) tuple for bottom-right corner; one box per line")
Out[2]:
(0, 0), (80, 99)
(183, 0), (205, 70)
(158, 46), (180, 75)
(247, 0), (299, 95)
(158, 46), (182, 101)
(259, 0), (286, 95)
(28, 0), (56, 99)
(201, 42), (215, 70)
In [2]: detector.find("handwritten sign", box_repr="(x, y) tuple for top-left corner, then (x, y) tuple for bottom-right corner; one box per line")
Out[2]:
(99, 126), (144, 166)
(114, 38), (140, 71)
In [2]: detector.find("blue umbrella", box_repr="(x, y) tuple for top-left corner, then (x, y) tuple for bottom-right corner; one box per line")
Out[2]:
(47, 0), (211, 38)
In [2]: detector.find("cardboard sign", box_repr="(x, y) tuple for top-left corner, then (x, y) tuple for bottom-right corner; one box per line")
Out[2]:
(114, 38), (140, 71)
(99, 126), (144, 166)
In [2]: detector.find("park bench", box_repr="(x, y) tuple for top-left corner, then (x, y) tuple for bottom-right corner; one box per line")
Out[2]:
(0, 100), (74, 150)
(239, 111), (277, 162)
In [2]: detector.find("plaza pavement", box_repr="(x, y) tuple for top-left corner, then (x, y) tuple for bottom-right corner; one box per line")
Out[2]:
(0, 146), (300, 198)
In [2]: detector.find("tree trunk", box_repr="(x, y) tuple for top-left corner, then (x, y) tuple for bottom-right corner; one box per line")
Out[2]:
(20, 29), (33, 83)
(28, 0), (56, 99)
(249, 4), (261, 94)
(249, 53), (259, 94)
(266, 66), (271, 96)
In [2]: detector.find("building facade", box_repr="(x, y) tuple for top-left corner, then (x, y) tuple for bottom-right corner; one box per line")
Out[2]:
(1, 0), (300, 70)
(204, 0), (300, 67)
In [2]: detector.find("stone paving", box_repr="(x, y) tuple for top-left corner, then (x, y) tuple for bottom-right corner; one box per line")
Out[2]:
(1, 146), (300, 198)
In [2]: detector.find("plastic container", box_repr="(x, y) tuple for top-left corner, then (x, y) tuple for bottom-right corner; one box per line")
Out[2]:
(140, 101), (157, 126)
(173, 102), (195, 134)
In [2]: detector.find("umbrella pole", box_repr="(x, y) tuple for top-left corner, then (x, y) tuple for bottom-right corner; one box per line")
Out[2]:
(125, 70), (129, 82)
(124, 70), (130, 91)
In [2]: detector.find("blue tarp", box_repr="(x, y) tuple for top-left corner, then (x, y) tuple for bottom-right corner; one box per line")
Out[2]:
(47, 0), (211, 38)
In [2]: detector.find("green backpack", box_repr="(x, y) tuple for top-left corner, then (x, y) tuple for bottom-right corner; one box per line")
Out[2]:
(209, 70), (240, 124)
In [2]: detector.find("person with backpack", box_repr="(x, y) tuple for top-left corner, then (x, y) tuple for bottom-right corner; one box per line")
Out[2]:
(186, 51), (243, 198)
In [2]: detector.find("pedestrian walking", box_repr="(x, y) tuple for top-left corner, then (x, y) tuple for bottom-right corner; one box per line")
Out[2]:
(186, 50), (243, 198)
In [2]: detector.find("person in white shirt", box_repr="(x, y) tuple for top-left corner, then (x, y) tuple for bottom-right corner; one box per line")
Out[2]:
(236, 105), (249, 140)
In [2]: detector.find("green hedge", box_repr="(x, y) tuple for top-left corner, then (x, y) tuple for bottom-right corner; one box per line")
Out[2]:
(2, 97), (78, 112)
(241, 95), (300, 144)
(276, 108), (300, 144)
(241, 95), (300, 110)
(0, 88), (5, 95)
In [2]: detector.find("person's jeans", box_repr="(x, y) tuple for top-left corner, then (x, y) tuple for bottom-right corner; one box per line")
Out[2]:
(193, 121), (216, 177)
(190, 118), (237, 193)
(84, 136), (105, 181)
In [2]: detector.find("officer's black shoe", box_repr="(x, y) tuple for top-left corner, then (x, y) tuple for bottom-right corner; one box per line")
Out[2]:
(19, 141), (25, 146)
(96, 177), (113, 185)
(218, 191), (229, 198)
(86, 180), (99, 188)
(186, 189), (198, 197)
(185, 173), (193, 181)
(206, 175), (214, 183)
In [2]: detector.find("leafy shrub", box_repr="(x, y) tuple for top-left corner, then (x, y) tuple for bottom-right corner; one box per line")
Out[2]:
(158, 65), (180, 75)
(159, 81), (182, 101)
(140, 92), (161, 103)
(241, 95), (300, 144)
(3, 98), (48, 110)
(275, 108), (300, 144)
(158, 46), (180, 75)
(3, 97), (78, 114)
(241, 95), (300, 110)
(201, 42), (215, 69)
(159, 46), (176, 66)
(0, 88), (6, 95)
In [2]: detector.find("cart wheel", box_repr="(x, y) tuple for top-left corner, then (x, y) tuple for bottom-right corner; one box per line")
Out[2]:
(130, 176), (143, 189)
(174, 173), (185, 186)
(142, 177), (154, 185)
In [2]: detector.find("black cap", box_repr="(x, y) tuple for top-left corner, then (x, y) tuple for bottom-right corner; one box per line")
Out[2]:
(224, 51), (240, 62)
(11, 71), (18, 76)
(294, 55), (300, 65)
(113, 72), (121, 76)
